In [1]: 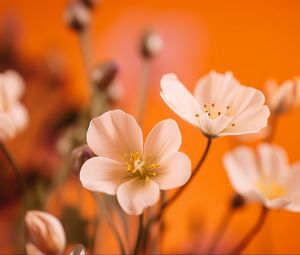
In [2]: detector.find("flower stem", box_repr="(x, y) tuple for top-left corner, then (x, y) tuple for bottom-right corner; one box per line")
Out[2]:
(229, 206), (269, 254)
(137, 59), (151, 126)
(142, 138), (212, 251)
(206, 208), (234, 254)
(0, 143), (27, 194)
(134, 213), (144, 255)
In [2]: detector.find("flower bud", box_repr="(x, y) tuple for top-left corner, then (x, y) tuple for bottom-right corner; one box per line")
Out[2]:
(25, 210), (66, 255)
(91, 61), (119, 91)
(69, 244), (86, 255)
(65, 2), (90, 32)
(140, 30), (163, 59)
(72, 145), (95, 172)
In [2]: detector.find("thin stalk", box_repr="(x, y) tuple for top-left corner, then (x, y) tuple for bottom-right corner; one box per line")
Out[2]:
(94, 194), (126, 255)
(133, 213), (144, 255)
(136, 59), (151, 126)
(143, 138), (212, 250)
(229, 206), (269, 254)
(206, 208), (234, 254)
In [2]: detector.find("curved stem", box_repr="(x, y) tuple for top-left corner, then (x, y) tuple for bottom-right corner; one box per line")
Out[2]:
(94, 194), (126, 255)
(143, 138), (212, 251)
(0, 143), (27, 193)
(206, 208), (234, 254)
(230, 206), (269, 254)
(133, 213), (144, 255)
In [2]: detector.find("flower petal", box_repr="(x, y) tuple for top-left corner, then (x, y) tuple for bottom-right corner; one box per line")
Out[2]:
(284, 163), (300, 212)
(87, 110), (143, 163)
(10, 103), (29, 131)
(153, 152), (191, 190)
(219, 106), (270, 136)
(199, 113), (233, 137)
(144, 119), (182, 163)
(80, 157), (130, 195)
(160, 73), (201, 128)
(117, 178), (160, 215)
(223, 146), (258, 196)
(0, 113), (16, 140)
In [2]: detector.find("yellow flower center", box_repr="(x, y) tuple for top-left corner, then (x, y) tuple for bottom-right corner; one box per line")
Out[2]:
(256, 179), (286, 200)
(124, 152), (159, 180)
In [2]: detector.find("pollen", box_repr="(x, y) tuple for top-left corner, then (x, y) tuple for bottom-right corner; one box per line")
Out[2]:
(256, 180), (286, 200)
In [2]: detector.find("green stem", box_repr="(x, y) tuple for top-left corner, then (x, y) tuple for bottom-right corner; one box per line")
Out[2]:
(134, 213), (144, 255)
(229, 206), (268, 254)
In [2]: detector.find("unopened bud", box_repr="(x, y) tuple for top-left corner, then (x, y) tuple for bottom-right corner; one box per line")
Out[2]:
(81, 0), (99, 9)
(69, 244), (86, 255)
(140, 30), (163, 59)
(65, 2), (90, 32)
(25, 210), (66, 255)
(230, 194), (245, 209)
(72, 145), (95, 171)
(91, 61), (119, 91)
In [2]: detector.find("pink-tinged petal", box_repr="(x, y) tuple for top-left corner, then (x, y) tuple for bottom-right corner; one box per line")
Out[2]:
(223, 146), (259, 196)
(117, 178), (160, 215)
(144, 119), (182, 163)
(257, 143), (289, 180)
(160, 73), (201, 128)
(10, 104), (29, 131)
(26, 243), (44, 255)
(87, 110), (143, 163)
(1, 70), (25, 102)
(80, 157), (130, 195)
(284, 163), (300, 212)
(264, 197), (290, 209)
(199, 113), (233, 137)
(219, 106), (270, 136)
(0, 113), (16, 140)
(153, 152), (191, 190)
(194, 71), (238, 110)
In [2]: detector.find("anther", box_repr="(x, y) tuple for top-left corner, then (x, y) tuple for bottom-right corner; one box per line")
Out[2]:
(212, 103), (215, 107)
(195, 113), (199, 117)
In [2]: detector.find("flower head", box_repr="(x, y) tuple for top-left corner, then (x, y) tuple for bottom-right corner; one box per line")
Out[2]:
(80, 110), (191, 215)
(265, 78), (300, 114)
(223, 143), (300, 211)
(0, 70), (28, 140)
(25, 210), (66, 255)
(160, 71), (270, 138)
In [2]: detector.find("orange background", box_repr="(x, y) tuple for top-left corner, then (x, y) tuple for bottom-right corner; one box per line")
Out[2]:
(1, 0), (300, 253)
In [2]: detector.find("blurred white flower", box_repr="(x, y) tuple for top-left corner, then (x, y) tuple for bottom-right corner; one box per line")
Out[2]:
(224, 143), (300, 211)
(0, 70), (28, 140)
(265, 78), (300, 114)
(160, 71), (270, 138)
(25, 210), (66, 255)
(80, 110), (191, 215)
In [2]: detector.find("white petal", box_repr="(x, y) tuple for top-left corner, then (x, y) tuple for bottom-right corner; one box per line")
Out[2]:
(220, 106), (270, 136)
(0, 113), (16, 140)
(1, 70), (25, 102)
(194, 71), (238, 109)
(117, 178), (160, 215)
(144, 119), (182, 163)
(80, 157), (130, 195)
(87, 110), (143, 163)
(223, 146), (258, 196)
(257, 143), (289, 180)
(284, 163), (300, 212)
(199, 113), (233, 137)
(160, 73), (201, 128)
(10, 103), (29, 131)
(153, 152), (191, 190)
(264, 197), (290, 209)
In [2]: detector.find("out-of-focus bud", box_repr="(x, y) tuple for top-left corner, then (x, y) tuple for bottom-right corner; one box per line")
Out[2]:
(265, 78), (300, 114)
(81, 0), (99, 9)
(72, 145), (95, 172)
(69, 244), (86, 255)
(65, 2), (91, 32)
(25, 210), (66, 255)
(107, 81), (124, 104)
(230, 194), (245, 209)
(140, 30), (163, 59)
(91, 61), (119, 91)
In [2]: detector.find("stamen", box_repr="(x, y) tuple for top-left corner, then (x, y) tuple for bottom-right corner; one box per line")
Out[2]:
(231, 123), (235, 127)
(195, 113), (199, 117)
(212, 103), (215, 107)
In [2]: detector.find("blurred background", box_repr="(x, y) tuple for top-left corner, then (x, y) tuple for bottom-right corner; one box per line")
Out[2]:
(1, 0), (300, 254)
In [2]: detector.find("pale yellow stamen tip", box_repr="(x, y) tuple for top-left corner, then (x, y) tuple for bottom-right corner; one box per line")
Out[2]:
(256, 180), (286, 200)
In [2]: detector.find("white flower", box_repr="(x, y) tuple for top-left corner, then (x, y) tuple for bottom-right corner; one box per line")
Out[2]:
(0, 70), (28, 140)
(224, 143), (300, 211)
(265, 78), (300, 114)
(160, 71), (270, 138)
(25, 210), (66, 255)
(80, 110), (191, 215)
